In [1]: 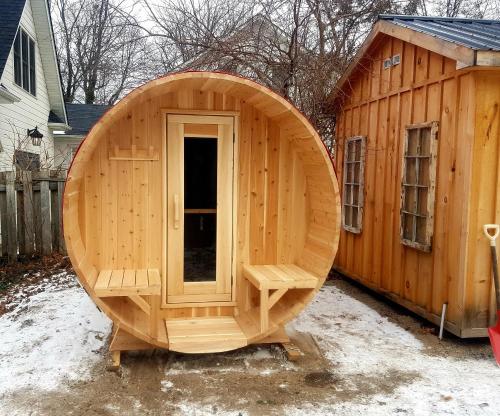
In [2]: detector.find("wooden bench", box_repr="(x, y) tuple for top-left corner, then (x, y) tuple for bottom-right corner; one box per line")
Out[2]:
(242, 264), (318, 332)
(94, 269), (161, 297)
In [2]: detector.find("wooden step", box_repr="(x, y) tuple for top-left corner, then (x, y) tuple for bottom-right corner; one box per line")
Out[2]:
(165, 316), (247, 353)
(94, 269), (161, 297)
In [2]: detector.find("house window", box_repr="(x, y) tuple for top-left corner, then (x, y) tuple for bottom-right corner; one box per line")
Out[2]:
(400, 122), (438, 252)
(342, 136), (366, 233)
(13, 28), (36, 95)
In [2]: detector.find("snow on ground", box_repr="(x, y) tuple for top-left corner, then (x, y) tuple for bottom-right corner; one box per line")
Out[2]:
(0, 274), (499, 415)
(0, 274), (111, 394)
(291, 285), (500, 416)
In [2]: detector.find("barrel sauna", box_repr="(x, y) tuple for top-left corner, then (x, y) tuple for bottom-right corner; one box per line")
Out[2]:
(63, 71), (341, 355)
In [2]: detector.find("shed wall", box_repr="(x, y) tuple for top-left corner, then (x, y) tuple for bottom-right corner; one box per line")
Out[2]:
(462, 71), (500, 335)
(335, 34), (476, 334)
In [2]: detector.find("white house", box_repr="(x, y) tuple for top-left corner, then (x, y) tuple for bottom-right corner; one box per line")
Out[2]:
(0, 0), (69, 172)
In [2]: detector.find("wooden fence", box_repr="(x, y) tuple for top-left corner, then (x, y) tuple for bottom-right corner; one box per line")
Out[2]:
(0, 169), (67, 262)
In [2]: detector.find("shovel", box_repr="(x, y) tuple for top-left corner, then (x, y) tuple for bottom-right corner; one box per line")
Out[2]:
(483, 224), (500, 366)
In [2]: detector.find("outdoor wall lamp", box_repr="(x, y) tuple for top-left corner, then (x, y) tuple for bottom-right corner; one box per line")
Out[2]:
(27, 126), (43, 146)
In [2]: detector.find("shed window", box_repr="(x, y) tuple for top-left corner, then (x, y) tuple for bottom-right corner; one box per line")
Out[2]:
(342, 136), (365, 233)
(13, 28), (36, 95)
(400, 122), (438, 252)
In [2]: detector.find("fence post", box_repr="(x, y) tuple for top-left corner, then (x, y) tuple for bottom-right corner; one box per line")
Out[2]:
(22, 171), (35, 254)
(39, 169), (51, 255)
(0, 173), (7, 257)
(5, 171), (17, 262)
(57, 170), (66, 253)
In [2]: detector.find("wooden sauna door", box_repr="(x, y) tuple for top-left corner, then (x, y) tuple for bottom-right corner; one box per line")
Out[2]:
(165, 114), (234, 304)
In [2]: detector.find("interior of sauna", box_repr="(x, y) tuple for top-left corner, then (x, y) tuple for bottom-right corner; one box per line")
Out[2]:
(63, 71), (341, 354)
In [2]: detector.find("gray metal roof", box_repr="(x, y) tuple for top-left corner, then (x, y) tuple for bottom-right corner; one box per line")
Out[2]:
(379, 15), (500, 51)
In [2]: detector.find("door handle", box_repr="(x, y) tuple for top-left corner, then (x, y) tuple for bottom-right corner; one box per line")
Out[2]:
(173, 193), (180, 229)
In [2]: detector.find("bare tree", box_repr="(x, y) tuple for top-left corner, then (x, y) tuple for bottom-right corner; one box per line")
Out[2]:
(51, 0), (150, 104)
(141, 0), (399, 142)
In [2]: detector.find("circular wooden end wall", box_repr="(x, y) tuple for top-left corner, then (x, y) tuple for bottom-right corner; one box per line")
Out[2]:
(63, 71), (341, 354)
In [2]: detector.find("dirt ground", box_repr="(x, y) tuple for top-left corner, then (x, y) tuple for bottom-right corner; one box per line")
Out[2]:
(0, 267), (498, 416)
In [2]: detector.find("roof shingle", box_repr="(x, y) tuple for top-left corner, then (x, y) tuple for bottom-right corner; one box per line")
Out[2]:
(0, 0), (26, 78)
(65, 103), (110, 136)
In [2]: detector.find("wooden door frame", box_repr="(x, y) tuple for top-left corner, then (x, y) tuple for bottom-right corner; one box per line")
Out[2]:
(161, 110), (240, 308)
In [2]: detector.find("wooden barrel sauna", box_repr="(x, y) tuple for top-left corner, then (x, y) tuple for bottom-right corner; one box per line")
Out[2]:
(63, 71), (341, 354)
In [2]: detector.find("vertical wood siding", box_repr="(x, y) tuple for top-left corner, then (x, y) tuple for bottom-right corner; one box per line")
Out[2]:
(335, 34), (477, 334)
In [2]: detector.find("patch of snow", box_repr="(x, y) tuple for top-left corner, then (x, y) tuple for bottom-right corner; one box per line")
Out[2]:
(161, 380), (174, 391)
(0, 279), (111, 394)
(287, 285), (500, 416)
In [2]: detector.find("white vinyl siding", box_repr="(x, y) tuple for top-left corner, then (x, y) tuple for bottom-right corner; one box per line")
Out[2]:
(0, 0), (54, 171)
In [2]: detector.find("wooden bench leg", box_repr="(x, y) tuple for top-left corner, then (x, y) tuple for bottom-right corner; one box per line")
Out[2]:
(260, 288), (269, 332)
(111, 350), (121, 368)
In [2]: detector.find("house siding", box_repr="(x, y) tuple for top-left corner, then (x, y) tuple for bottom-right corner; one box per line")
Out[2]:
(0, 0), (54, 171)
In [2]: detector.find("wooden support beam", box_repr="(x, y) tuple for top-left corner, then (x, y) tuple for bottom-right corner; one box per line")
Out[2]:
(260, 288), (269, 332)
(109, 326), (153, 352)
(268, 288), (287, 309)
(129, 295), (151, 315)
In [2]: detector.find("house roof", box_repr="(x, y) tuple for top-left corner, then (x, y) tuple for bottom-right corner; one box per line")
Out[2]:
(379, 15), (500, 51)
(64, 103), (111, 136)
(331, 15), (500, 105)
(0, 0), (26, 78)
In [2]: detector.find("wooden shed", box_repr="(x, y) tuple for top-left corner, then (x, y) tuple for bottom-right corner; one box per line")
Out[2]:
(63, 71), (340, 355)
(332, 15), (500, 337)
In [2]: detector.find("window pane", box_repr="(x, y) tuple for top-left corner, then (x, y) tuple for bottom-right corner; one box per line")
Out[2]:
(22, 31), (29, 90)
(407, 129), (419, 156)
(345, 205), (352, 227)
(184, 214), (216, 282)
(417, 188), (428, 215)
(416, 217), (427, 244)
(352, 208), (359, 228)
(183, 137), (217, 283)
(29, 38), (36, 95)
(345, 184), (352, 205)
(347, 141), (356, 161)
(418, 158), (430, 186)
(353, 162), (360, 183)
(184, 138), (217, 209)
(405, 157), (417, 184)
(346, 162), (353, 183)
(420, 128), (431, 156)
(352, 185), (359, 205)
(403, 213), (414, 240)
(404, 186), (417, 213)
(14, 31), (21, 86)
(355, 140), (362, 161)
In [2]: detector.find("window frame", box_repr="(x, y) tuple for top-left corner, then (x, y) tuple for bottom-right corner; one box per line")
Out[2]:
(400, 121), (439, 252)
(13, 27), (36, 96)
(342, 135), (366, 234)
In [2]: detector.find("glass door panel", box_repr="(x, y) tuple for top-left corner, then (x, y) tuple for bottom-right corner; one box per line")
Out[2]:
(183, 137), (217, 282)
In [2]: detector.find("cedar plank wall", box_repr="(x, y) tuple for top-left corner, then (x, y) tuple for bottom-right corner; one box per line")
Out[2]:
(463, 71), (500, 335)
(79, 86), (336, 319)
(335, 34), (476, 334)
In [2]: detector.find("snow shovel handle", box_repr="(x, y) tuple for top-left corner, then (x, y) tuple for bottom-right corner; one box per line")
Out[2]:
(483, 224), (500, 246)
(484, 224), (500, 308)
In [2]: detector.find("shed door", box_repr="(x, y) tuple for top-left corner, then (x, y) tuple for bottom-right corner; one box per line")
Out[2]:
(166, 114), (234, 303)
